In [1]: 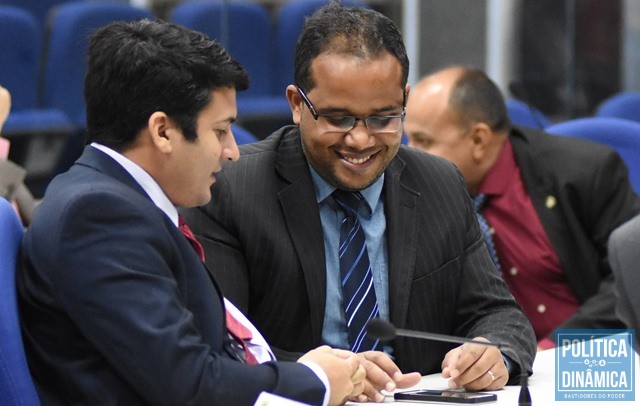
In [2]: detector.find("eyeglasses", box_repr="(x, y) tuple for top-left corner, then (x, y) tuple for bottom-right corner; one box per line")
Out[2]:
(297, 86), (405, 134)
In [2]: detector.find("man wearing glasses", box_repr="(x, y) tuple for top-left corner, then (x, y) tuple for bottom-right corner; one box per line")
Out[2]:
(182, 2), (535, 402)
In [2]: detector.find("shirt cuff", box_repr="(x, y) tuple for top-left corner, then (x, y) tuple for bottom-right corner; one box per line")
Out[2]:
(300, 361), (330, 406)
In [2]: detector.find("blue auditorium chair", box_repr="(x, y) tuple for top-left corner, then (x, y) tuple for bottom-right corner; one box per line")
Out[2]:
(41, 2), (154, 127)
(546, 117), (640, 193)
(171, 1), (291, 120)
(0, 198), (40, 406)
(0, 5), (73, 197)
(506, 98), (551, 130)
(39, 2), (153, 180)
(272, 0), (365, 96)
(0, 0), (74, 27)
(595, 92), (640, 123)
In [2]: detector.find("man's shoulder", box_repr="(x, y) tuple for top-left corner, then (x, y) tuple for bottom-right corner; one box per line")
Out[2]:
(512, 126), (617, 162)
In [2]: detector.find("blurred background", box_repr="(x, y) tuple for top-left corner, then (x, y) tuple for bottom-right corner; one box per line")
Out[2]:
(0, 0), (636, 198)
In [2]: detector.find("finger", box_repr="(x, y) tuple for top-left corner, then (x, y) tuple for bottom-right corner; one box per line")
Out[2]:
(441, 347), (461, 378)
(394, 371), (422, 389)
(360, 380), (386, 403)
(352, 364), (367, 384)
(449, 342), (489, 379)
(452, 355), (508, 391)
(358, 353), (397, 392)
(349, 380), (365, 400)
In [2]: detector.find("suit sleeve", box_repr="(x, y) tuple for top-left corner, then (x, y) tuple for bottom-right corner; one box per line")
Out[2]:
(38, 191), (325, 405)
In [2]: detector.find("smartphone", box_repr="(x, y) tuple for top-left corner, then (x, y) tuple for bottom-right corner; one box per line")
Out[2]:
(394, 389), (497, 403)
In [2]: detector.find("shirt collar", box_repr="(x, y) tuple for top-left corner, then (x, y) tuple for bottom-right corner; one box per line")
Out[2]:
(308, 164), (384, 215)
(90, 143), (179, 227)
(477, 139), (518, 197)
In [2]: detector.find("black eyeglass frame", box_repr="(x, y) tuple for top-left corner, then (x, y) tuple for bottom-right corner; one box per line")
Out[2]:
(296, 86), (406, 134)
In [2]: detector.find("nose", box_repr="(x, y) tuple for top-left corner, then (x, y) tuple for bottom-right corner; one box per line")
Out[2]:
(224, 130), (240, 162)
(345, 119), (374, 148)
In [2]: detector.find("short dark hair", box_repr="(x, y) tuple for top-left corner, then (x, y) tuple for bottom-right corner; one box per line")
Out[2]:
(294, 1), (409, 92)
(449, 68), (511, 133)
(84, 19), (249, 151)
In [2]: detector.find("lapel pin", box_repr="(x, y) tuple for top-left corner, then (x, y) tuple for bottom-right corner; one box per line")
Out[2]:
(545, 195), (557, 209)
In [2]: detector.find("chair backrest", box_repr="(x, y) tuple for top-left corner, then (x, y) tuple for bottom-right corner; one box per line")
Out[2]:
(171, 1), (273, 97)
(595, 92), (640, 123)
(272, 0), (365, 96)
(0, 198), (40, 405)
(546, 117), (640, 194)
(0, 5), (42, 110)
(0, 0), (74, 27)
(41, 2), (153, 126)
(506, 98), (551, 130)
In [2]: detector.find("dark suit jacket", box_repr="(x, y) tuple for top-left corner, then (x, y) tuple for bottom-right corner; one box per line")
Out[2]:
(183, 126), (536, 378)
(510, 127), (640, 338)
(17, 146), (325, 406)
(608, 214), (640, 348)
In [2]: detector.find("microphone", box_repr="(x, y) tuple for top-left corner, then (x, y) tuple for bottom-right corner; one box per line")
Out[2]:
(366, 318), (531, 406)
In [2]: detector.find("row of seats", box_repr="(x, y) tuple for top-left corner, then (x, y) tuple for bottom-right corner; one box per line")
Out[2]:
(506, 95), (640, 194)
(1, 0), (365, 132)
(2, 1), (357, 195)
(508, 91), (640, 130)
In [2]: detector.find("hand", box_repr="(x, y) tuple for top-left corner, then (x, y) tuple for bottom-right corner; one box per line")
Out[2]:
(333, 349), (421, 403)
(0, 85), (11, 134)
(299, 346), (366, 405)
(441, 337), (508, 391)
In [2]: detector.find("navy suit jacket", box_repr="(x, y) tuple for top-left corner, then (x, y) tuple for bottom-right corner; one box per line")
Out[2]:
(183, 126), (536, 379)
(18, 146), (325, 405)
(510, 127), (640, 338)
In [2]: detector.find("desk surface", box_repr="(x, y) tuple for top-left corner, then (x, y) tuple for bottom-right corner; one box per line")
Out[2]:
(348, 347), (639, 405)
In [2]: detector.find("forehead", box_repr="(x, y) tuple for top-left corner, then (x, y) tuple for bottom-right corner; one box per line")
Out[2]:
(197, 87), (237, 124)
(307, 52), (405, 106)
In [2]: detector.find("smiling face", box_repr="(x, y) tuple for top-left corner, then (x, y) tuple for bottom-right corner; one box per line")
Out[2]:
(289, 52), (407, 191)
(164, 87), (239, 208)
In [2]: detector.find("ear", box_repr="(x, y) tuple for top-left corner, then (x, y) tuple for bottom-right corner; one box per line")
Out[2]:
(148, 111), (177, 154)
(404, 84), (411, 104)
(469, 122), (493, 161)
(286, 84), (302, 125)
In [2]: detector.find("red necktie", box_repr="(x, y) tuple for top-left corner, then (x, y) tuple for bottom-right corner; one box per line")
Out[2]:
(178, 215), (258, 365)
(178, 215), (205, 262)
(225, 311), (259, 365)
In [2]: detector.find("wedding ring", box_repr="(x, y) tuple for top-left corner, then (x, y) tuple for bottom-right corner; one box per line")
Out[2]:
(487, 370), (496, 382)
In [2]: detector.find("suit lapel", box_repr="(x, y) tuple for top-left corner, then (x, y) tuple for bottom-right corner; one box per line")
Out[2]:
(275, 128), (327, 343)
(384, 153), (420, 329)
(510, 128), (582, 293)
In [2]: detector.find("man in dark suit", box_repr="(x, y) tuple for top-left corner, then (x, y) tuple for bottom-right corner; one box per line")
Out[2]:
(404, 66), (640, 350)
(182, 2), (536, 397)
(608, 214), (640, 349)
(17, 19), (367, 406)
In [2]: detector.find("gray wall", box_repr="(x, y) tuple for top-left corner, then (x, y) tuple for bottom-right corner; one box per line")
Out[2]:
(417, 0), (487, 78)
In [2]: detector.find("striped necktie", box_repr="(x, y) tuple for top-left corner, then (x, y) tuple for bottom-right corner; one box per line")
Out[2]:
(333, 190), (381, 352)
(473, 194), (501, 272)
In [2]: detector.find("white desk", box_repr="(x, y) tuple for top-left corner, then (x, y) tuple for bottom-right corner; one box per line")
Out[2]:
(348, 347), (639, 405)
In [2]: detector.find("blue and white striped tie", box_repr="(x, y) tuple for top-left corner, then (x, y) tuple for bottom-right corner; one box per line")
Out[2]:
(473, 194), (501, 272)
(334, 190), (381, 352)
